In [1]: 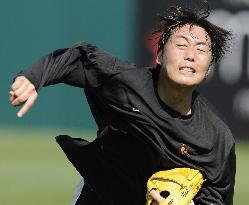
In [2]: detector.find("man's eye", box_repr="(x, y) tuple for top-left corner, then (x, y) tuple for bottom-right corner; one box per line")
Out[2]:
(177, 44), (187, 47)
(197, 48), (206, 52)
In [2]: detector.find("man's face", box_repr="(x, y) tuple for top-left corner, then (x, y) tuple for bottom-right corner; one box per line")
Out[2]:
(157, 24), (212, 88)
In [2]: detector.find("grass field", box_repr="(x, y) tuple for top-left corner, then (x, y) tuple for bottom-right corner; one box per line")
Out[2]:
(0, 126), (248, 205)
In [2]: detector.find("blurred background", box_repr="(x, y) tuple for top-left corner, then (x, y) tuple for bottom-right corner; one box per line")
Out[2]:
(0, 0), (248, 204)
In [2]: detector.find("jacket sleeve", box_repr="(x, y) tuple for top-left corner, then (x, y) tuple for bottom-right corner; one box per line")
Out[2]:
(195, 144), (236, 205)
(16, 41), (119, 91)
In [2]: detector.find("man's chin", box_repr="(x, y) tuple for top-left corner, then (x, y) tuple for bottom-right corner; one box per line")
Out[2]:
(175, 78), (203, 88)
(173, 80), (197, 88)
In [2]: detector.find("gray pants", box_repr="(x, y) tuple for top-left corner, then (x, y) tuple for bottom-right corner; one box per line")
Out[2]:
(71, 178), (84, 205)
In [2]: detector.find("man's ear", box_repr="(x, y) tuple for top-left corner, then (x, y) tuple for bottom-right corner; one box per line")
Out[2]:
(156, 51), (163, 65)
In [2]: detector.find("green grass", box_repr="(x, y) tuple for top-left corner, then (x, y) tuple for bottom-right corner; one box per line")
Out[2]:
(0, 126), (95, 205)
(233, 140), (249, 204)
(0, 126), (248, 205)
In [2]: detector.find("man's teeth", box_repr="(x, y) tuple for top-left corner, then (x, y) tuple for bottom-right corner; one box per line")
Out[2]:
(180, 67), (195, 73)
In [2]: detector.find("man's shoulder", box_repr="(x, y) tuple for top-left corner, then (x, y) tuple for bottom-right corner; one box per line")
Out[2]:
(196, 93), (234, 140)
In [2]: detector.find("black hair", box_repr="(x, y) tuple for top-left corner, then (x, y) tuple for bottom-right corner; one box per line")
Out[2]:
(152, 3), (232, 64)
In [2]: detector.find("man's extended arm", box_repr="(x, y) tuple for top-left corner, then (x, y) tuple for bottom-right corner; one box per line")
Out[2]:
(10, 41), (117, 117)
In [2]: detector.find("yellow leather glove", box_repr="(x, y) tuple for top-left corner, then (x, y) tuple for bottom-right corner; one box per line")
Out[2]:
(146, 168), (205, 205)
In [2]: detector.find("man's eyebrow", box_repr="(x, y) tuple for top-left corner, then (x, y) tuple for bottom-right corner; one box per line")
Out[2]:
(175, 35), (209, 46)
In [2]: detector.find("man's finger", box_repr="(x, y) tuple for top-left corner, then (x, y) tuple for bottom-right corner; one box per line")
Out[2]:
(149, 189), (165, 204)
(17, 93), (38, 118)
(12, 82), (29, 97)
(11, 77), (25, 91)
(151, 200), (159, 205)
(11, 92), (28, 106)
(11, 84), (37, 106)
(9, 95), (14, 102)
(9, 91), (15, 102)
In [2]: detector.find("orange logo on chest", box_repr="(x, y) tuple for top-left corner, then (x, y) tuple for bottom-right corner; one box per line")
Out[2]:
(180, 144), (190, 158)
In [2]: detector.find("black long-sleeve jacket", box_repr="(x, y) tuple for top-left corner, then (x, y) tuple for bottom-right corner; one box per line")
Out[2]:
(18, 41), (236, 205)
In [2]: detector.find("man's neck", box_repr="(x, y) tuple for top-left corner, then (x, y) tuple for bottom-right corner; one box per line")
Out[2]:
(157, 74), (194, 116)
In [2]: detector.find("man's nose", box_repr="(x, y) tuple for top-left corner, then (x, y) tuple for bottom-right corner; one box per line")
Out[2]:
(184, 48), (195, 62)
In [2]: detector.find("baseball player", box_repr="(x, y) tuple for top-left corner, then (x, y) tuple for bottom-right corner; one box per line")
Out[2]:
(10, 4), (235, 205)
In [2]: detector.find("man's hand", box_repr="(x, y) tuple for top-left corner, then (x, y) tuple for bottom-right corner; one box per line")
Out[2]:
(10, 76), (38, 118)
(149, 189), (165, 205)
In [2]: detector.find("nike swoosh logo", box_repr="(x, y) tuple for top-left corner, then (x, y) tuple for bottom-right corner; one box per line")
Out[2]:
(132, 107), (140, 112)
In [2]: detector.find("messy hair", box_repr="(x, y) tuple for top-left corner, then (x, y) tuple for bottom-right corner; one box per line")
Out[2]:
(153, 4), (232, 64)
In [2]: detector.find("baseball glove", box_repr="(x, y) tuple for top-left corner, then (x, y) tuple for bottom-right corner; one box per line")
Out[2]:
(146, 168), (205, 205)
